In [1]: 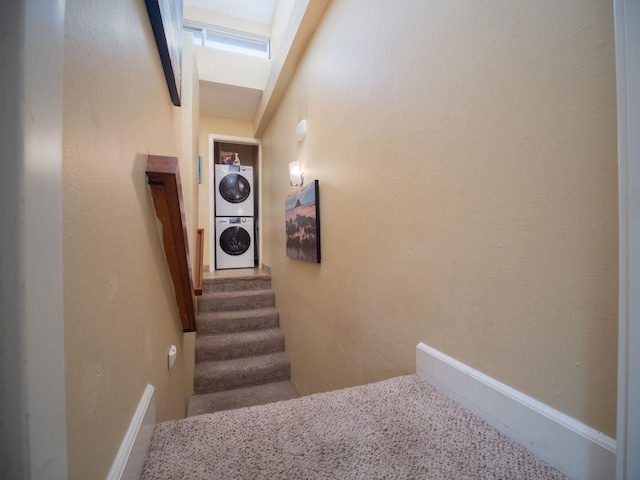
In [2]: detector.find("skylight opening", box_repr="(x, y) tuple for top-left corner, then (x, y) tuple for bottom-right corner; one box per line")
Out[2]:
(183, 23), (270, 59)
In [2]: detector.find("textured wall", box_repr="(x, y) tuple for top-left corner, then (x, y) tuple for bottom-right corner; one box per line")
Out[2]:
(260, 0), (618, 436)
(63, 0), (196, 478)
(181, 31), (201, 403)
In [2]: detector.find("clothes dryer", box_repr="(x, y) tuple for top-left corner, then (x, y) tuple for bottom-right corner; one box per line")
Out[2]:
(215, 165), (254, 217)
(215, 217), (254, 269)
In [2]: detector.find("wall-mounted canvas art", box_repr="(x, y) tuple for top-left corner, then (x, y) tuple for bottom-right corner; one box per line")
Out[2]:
(286, 180), (321, 263)
(145, 0), (183, 106)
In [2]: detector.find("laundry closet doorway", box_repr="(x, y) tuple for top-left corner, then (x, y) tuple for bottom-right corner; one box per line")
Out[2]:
(208, 134), (261, 271)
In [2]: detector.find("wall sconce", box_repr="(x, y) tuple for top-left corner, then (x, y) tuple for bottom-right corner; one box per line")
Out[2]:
(296, 119), (307, 142)
(289, 161), (304, 187)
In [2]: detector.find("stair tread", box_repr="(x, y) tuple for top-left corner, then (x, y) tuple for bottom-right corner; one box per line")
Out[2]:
(202, 275), (272, 294)
(196, 327), (283, 346)
(194, 352), (290, 394)
(195, 307), (279, 335)
(195, 328), (284, 362)
(206, 289), (274, 298)
(197, 289), (275, 313)
(187, 381), (298, 416)
(203, 273), (270, 283)
(197, 306), (278, 320)
(195, 351), (289, 373)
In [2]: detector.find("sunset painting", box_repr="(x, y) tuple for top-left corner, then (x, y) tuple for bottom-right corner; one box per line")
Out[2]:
(285, 180), (321, 263)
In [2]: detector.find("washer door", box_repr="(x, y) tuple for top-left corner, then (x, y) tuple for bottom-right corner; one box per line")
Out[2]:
(219, 174), (251, 204)
(219, 226), (251, 256)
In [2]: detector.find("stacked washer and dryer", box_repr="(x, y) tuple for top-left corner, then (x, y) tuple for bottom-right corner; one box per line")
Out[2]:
(214, 164), (255, 269)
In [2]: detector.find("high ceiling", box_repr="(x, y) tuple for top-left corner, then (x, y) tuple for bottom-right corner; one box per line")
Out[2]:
(183, 0), (278, 121)
(183, 0), (276, 25)
(182, 0), (325, 130)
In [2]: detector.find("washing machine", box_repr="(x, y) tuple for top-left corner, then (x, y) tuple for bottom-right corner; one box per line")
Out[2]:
(215, 165), (254, 217)
(215, 217), (255, 269)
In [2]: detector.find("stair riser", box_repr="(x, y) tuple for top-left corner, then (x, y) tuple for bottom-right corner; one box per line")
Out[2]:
(195, 336), (285, 363)
(195, 362), (290, 394)
(187, 382), (299, 417)
(197, 312), (280, 335)
(198, 292), (275, 312)
(203, 278), (272, 294)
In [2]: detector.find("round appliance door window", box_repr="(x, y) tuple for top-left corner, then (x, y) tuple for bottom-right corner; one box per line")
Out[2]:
(219, 227), (251, 256)
(219, 174), (251, 204)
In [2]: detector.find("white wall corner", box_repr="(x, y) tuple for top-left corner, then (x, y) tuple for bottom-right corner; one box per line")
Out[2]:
(106, 385), (156, 480)
(415, 343), (616, 480)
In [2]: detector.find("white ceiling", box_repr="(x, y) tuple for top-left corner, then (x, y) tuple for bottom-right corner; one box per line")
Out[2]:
(183, 0), (276, 25)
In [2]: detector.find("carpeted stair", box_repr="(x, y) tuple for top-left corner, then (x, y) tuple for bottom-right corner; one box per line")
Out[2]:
(187, 271), (299, 416)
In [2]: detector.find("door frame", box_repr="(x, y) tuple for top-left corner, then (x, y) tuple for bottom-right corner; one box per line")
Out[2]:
(0, 0), (67, 478)
(615, 0), (640, 478)
(208, 134), (262, 270)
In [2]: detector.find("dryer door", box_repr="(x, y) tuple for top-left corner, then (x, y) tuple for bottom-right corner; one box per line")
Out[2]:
(219, 173), (251, 204)
(219, 226), (251, 256)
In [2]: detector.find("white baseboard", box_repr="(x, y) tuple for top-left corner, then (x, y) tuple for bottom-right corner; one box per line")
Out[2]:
(106, 384), (156, 480)
(416, 343), (616, 480)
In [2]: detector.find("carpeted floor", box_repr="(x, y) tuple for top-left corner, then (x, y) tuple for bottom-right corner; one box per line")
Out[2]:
(142, 375), (568, 479)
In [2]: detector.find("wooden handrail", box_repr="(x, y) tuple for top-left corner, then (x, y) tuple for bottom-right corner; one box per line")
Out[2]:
(195, 228), (204, 296)
(145, 155), (197, 332)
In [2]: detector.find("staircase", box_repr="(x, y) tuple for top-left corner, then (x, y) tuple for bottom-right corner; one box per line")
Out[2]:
(187, 269), (299, 416)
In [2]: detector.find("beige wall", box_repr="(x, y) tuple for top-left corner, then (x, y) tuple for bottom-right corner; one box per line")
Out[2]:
(181, 32), (201, 402)
(198, 115), (255, 267)
(181, 32), (201, 285)
(260, 0), (618, 436)
(63, 0), (197, 478)
(270, 0), (295, 62)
